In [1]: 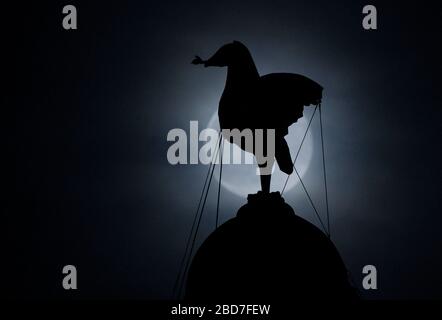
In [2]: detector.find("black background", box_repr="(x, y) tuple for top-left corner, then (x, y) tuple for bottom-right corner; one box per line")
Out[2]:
(7, 0), (442, 299)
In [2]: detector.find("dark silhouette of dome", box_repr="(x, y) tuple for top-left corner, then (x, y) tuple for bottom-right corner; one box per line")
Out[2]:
(185, 192), (357, 301)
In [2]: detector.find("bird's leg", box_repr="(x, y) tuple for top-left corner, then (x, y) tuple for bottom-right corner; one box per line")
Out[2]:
(260, 173), (271, 193)
(256, 130), (274, 193)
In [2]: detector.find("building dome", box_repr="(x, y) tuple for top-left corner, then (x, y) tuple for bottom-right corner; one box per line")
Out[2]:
(185, 192), (357, 301)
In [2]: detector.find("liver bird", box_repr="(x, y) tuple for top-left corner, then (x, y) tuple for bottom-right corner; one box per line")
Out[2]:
(192, 41), (323, 193)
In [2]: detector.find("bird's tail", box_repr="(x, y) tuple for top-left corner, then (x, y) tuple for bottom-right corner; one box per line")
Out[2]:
(275, 136), (294, 175)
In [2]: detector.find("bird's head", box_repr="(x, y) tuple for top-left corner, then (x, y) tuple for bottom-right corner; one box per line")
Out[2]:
(191, 41), (248, 67)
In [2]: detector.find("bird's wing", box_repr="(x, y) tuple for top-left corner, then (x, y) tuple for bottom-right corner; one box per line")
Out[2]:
(256, 73), (323, 129)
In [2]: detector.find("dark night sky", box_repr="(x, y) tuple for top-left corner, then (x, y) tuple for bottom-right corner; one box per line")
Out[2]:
(7, 0), (442, 299)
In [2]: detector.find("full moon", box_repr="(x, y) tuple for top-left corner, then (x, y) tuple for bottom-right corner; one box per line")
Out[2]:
(206, 111), (314, 197)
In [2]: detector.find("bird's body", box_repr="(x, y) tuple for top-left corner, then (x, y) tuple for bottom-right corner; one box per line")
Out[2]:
(219, 72), (322, 133)
(192, 41), (323, 192)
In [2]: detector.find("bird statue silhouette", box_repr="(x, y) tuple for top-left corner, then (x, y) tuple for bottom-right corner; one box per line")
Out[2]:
(192, 41), (323, 193)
